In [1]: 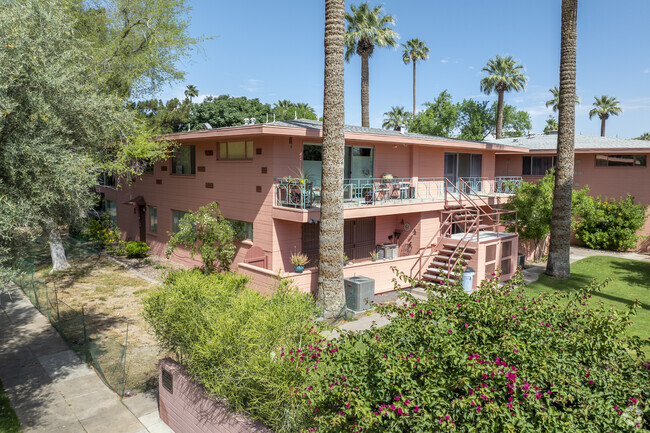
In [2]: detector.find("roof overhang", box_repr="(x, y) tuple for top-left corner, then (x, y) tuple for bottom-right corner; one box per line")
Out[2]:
(165, 125), (529, 153)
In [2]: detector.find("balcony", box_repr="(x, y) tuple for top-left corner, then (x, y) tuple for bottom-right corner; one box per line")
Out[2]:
(274, 176), (522, 210)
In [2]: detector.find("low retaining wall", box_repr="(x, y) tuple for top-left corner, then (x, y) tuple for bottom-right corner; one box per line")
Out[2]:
(158, 358), (271, 433)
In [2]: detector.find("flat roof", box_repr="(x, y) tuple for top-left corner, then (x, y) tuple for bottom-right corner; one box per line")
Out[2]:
(165, 119), (529, 153)
(487, 133), (650, 153)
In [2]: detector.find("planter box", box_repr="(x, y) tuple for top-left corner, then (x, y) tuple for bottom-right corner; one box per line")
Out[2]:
(376, 243), (398, 260)
(158, 358), (270, 433)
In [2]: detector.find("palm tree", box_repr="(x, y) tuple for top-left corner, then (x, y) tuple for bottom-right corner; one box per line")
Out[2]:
(545, 85), (580, 112)
(589, 95), (622, 137)
(345, 2), (398, 128)
(636, 132), (650, 140)
(382, 106), (411, 131)
(401, 38), (429, 116)
(546, 0), (577, 279)
(479, 55), (527, 139)
(319, 0), (346, 319)
(184, 84), (198, 104)
(274, 99), (294, 116)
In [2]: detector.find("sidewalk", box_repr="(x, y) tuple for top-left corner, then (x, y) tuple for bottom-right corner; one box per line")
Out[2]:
(0, 286), (172, 433)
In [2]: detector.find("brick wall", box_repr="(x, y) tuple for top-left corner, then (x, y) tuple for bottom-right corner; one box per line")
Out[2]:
(158, 358), (271, 433)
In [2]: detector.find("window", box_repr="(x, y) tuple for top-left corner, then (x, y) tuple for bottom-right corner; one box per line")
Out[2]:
(149, 206), (158, 233)
(523, 156), (555, 176)
(228, 219), (253, 241)
(595, 154), (647, 167)
(105, 200), (117, 225)
(172, 145), (196, 175)
(172, 210), (188, 233)
(98, 173), (116, 187)
(218, 141), (254, 160)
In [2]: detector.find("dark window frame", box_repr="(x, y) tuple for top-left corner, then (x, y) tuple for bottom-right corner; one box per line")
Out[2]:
(149, 206), (158, 233)
(171, 145), (196, 175)
(595, 154), (647, 167)
(522, 156), (556, 176)
(171, 210), (188, 233)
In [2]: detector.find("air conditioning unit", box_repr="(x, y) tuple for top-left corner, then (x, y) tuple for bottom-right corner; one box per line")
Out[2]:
(376, 243), (398, 260)
(344, 276), (375, 312)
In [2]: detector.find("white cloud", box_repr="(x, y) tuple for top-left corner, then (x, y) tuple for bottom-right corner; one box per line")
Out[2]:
(240, 78), (263, 93)
(644, 68), (649, 74)
(468, 66), (475, 70)
(440, 58), (449, 64)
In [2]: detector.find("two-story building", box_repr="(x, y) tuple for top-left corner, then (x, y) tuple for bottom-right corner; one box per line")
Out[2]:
(490, 133), (650, 252)
(98, 119), (528, 295)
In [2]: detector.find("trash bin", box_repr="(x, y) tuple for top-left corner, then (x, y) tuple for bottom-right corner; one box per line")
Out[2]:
(461, 267), (475, 294)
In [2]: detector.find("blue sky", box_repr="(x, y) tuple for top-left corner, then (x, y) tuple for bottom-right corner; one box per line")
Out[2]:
(160, 0), (650, 139)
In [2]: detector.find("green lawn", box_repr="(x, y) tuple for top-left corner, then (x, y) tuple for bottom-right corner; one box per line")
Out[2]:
(0, 379), (21, 433)
(527, 256), (650, 356)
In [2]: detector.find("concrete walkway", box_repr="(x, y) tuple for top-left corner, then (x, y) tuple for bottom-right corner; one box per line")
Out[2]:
(0, 287), (172, 433)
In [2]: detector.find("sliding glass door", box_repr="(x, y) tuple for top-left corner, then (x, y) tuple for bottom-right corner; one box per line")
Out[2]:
(444, 152), (482, 192)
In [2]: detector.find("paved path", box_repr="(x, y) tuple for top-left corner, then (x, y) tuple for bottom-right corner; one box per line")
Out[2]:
(0, 287), (172, 433)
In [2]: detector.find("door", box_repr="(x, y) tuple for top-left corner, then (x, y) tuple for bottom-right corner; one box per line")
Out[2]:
(138, 205), (146, 242)
(344, 217), (376, 261)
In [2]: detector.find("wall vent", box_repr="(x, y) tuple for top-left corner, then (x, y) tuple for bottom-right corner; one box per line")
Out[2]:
(205, 182), (214, 189)
(155, 179), (162, 185)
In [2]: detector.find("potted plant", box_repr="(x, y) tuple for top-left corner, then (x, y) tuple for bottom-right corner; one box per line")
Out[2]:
(369, 251), (377, 262)
(290, 252), (309, 273)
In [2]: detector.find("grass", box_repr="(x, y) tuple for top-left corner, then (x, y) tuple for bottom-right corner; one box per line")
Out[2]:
(0, 379), (21, 433)
(527, 256), (650, 355)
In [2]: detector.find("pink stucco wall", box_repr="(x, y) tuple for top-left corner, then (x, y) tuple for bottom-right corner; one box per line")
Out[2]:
(98, 127), (525, 295)
(158, 358), (270, 433)
(495, 151), (650, 252)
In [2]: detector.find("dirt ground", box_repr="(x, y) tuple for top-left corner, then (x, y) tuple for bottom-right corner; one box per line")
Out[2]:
(34, 253), (186, 394)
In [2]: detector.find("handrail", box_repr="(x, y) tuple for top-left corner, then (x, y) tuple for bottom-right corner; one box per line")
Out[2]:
(410, 211), (453, 280)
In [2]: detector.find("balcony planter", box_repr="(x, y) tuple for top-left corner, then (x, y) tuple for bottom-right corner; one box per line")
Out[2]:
(290, 252), (309, 273)
(293, 265), (305, 273)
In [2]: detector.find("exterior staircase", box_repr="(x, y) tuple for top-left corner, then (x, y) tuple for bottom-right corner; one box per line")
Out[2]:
(412, 178), (518, 290)
(422, 242), (476, 284)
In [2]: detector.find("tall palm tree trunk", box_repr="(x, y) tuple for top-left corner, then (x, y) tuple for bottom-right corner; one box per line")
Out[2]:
(546, 0), (577, 279)
(412, 61), (416, 117)
(361, 54), (370, 127)
(600, 117), (606, 136)
(496, 90), (505, 139)
(319, 0), (346, 319)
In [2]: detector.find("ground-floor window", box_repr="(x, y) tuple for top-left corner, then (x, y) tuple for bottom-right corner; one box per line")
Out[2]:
(302, 217), (376, 264)
(105, 200), (117, 226)
(149, 206), (158, 233)
(228, 219), (253, 241)
(171, 210), (187, 233)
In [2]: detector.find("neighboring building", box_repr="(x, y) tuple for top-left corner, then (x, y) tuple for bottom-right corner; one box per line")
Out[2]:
(97, 119), (527, 295)
(490, 132), (650, 252)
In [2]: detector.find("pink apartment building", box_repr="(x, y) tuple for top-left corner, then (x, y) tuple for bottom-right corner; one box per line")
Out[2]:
(490, 133), (650, 252)
(97, 119), (529, 295)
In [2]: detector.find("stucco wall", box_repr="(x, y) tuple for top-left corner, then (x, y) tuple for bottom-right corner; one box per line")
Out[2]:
(158, 358), (270, 433)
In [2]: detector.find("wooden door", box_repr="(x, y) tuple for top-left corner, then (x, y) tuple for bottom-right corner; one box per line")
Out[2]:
(344, 217), (376, 261)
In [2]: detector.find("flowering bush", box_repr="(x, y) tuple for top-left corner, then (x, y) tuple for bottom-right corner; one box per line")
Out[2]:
(574, 194), (648, 251)
(142, 270), (320, 432)
(292, 270), (649, 432)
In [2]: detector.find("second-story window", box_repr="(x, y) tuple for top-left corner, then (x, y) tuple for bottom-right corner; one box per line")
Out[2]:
(218, 141), (253, 160)
(172, 145), (196, 175)
(595, 154), (647, 167)
(523, 156), (555, 176)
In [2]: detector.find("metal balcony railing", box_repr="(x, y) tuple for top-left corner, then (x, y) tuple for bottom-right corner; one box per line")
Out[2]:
(274, 176), (522, 210)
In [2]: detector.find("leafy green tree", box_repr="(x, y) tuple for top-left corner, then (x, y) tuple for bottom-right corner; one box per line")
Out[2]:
(189, 95), (271, 128)
(456, 99), (493, 141)
(68, 0), (199, 98)
(0, 0), (174, 274)
(480, 55), (528, 139)
(545, 85), (580, 112)
(401, 38), (430, 116)
(543, 116), (559, 134)
(345, 2), (398, 127)
(503, 172), (590, 261)
(320, 0), (347, 319)
(382, 106), (411, 131)
(499, 103), (532, 137)
(165, 202), (236, 274)
(132, 98), (190, 133)
(589, 95), (622, 137)
(635, 132), (650, 140)
(409, 90), (458, 137)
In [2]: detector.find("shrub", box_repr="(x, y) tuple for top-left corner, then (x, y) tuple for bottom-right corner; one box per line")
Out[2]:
(143, 270), (320, 431)
(291, 271), (649, 432)
(83, 215), (126, 255)
(574, 194), (648, 251)
(125, 241), (150, 258)
(165, 202), (235, 273)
